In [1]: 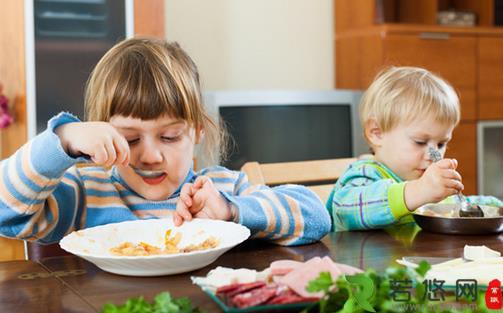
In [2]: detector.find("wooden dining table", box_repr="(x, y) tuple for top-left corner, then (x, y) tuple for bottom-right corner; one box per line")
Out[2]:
(2, 224), (503, 312)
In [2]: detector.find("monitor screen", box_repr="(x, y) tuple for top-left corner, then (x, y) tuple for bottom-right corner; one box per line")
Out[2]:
(220, 104), (352, 170)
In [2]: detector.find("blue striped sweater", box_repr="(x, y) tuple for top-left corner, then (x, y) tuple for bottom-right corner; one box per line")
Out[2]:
(0, 113), (331, 246)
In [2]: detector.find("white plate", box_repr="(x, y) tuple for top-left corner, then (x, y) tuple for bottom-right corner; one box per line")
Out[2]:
(59, 218), (250, 276)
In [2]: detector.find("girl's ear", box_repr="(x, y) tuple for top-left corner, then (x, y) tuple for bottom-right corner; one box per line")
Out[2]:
(195, 128), (205, 144)
(365, 118), (384, 147)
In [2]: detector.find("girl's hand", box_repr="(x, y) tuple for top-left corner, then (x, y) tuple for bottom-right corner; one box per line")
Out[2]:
(405, 158), (464, 211)
(55, 122), (130, 167)
(173, 176), (234, 226)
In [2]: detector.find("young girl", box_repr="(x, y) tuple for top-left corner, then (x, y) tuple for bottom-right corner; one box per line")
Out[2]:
(0, 38), (330, 246)
(327, 66), (503, 231)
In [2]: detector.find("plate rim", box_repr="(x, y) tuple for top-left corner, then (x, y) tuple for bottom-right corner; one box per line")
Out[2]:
(59, 218), (251, 260)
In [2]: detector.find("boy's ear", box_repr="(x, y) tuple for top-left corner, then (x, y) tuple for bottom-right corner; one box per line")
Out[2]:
(365, 118), (384, 147)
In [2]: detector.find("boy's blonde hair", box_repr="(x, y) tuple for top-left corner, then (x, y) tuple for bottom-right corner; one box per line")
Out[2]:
(85, 37), (226, 163)
(360, 66), (460, 142)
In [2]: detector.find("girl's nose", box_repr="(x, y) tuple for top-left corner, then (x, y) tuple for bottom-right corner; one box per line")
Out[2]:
(139, 140), (163, 164)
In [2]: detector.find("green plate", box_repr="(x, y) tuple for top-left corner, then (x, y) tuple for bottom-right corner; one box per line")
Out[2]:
(203, 290), (316, 313)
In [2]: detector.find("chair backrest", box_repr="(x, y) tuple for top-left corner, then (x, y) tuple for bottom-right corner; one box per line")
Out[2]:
(241, 158), (356, 203)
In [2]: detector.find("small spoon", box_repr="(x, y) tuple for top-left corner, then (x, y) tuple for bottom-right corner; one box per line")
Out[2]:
(129, 165), (165, 177)
(427, 147), (484, 218)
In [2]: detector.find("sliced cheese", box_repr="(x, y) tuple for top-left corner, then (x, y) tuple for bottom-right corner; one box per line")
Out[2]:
(427, 263), (503, 286)
(431, 258), (464, 269)
(464, 245), (501, 260)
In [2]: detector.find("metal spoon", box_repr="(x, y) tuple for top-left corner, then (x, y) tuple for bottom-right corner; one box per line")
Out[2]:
(427, 147), (484, 218)
(129, 165), (165, 177)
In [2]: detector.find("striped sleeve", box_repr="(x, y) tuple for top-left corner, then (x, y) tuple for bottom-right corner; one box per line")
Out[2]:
(0, 112), (87, 242)
(202, 167), (331, 246)
(328, 162), (409, 231)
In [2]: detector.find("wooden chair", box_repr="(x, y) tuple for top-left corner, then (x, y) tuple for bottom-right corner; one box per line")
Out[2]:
(241, 158), (357, 203)
(26, 242), (70, 261)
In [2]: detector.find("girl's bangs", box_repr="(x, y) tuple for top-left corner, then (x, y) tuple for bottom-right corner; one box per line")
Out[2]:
(109, 63), (188, 121)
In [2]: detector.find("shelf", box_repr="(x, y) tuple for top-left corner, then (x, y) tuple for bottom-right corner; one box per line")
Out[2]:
(376, 0), (495, 27)
(336, 23), (503, 38)
(336, 1), (503, 33)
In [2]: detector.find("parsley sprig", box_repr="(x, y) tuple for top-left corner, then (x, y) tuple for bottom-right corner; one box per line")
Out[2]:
(102, 291), (203, 313)
(302, 261), (493, 313)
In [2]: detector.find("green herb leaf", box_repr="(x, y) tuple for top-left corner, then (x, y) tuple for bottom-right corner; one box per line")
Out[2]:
(346, 274), (376, 312)
(306, 271), (334, 293)
(414, 260), (431, 277)
(305, 261), (494, 313)
(102, 291), (202, 313)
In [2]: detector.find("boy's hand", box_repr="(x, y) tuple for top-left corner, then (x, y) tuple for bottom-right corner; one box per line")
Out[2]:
(55, 122), (130, 167)
(405, 158), (464, 211)
(173, 176), (234, 226)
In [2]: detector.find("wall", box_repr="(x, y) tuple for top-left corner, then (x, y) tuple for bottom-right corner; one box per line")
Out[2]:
(165, 0), (334, 90)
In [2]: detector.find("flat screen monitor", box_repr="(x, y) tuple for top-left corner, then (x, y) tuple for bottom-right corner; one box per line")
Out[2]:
(221, 105), (351, 169)
(478, 121), (503, 198)
(202, 90), (367, 170)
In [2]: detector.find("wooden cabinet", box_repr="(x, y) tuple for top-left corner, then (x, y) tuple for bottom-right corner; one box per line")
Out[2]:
(340, 32), (478, 120)
(0, 0), (164, 261)
(335, 0), (503, 195)
(478, 36), (503, 119)
(382, 34), (477, 121)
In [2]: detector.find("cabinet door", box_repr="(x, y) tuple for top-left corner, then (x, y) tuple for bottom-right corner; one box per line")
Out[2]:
(382, 34), (477, 121)
(446, 122), (477, 195)
(478, 36), (503, 120)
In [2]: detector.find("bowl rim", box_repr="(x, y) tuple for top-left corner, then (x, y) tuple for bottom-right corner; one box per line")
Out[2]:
(413, 203), (503, 220)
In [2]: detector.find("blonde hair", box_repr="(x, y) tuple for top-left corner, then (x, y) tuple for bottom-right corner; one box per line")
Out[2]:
(85, 37), (226, 163)
(360, 66), (460, 141)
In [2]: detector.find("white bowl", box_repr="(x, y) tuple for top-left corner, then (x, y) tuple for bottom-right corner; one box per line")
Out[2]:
(59, 218), (250, 276)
